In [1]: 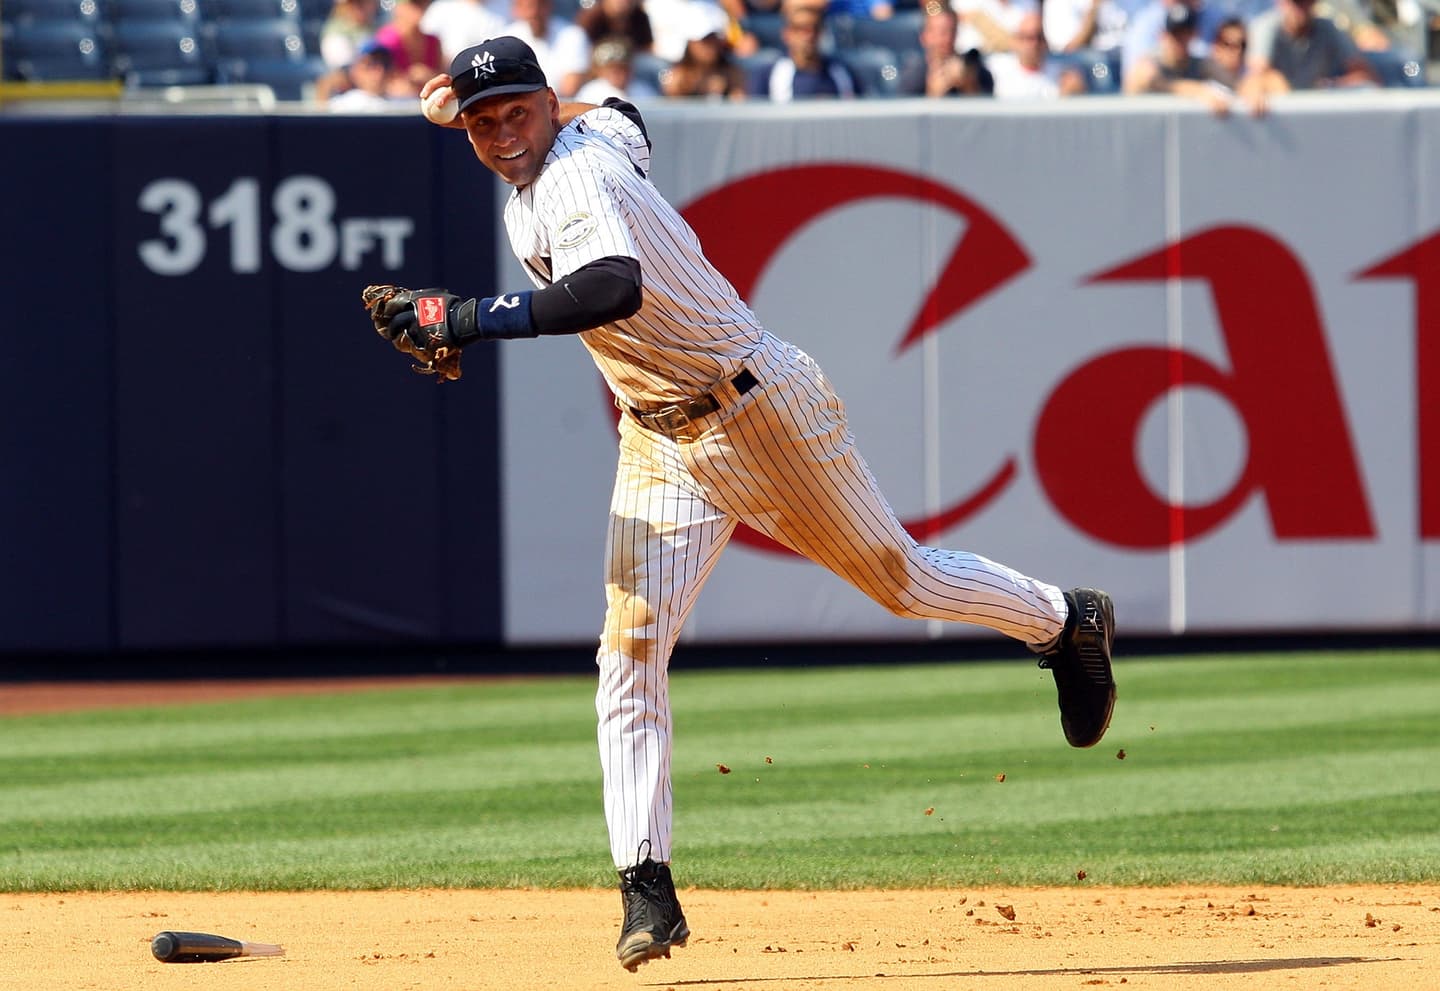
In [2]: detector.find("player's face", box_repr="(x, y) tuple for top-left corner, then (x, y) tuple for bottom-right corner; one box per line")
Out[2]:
(461, 88), (561, 188)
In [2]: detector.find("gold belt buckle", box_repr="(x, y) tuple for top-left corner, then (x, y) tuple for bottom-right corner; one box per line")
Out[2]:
(628, 383), (733, 442)
(649, 404), (693, 440)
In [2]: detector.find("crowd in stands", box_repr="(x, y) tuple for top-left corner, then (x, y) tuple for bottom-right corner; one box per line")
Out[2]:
(2, 0), (1435, 111)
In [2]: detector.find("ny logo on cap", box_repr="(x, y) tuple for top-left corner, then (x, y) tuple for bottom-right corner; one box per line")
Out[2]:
(472, 50), (495, 74)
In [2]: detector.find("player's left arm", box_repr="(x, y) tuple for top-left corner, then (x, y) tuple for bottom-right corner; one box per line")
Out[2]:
(371, 255), (642, 353)
(371, 100), (650, 353)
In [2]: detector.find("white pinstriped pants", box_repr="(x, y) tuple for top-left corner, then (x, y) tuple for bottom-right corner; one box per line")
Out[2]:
(597, 336), (1067, 868)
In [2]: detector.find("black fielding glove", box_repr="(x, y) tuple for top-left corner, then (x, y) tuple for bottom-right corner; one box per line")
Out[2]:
(361, 285), (480, 382)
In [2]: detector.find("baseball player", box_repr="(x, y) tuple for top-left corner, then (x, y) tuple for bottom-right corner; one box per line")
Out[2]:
(371, 36), (1116, 973)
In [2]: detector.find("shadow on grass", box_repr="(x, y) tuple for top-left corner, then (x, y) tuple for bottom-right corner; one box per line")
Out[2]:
(663, 955), (1399, 984)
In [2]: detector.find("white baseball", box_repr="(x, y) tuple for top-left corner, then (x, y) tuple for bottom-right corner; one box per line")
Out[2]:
(422, 85), (458, 125)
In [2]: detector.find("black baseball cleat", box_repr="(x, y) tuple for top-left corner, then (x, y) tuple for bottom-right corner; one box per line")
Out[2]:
(616, 857), (690, 972)
(1035, 587), (1116, 748)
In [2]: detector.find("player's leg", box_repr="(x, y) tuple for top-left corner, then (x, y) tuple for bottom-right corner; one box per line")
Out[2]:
(598, 421), (734, 969)
(687, 341), (1114, 747)
(689, 344), (1065, 644)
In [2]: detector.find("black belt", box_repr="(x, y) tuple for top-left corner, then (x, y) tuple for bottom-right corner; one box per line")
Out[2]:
(626, 368), (758, 438)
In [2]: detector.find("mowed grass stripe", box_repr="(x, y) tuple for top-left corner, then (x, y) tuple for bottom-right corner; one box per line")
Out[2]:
(7, 742), (1434, 853)
(678, 820), (1440, 888)
(2, 824), (619, 891)
(8, 660), (1431, 789)
(0, 742), (600, 822)
(4, 650), (1429, 760)
(0, 684), (599, 758)
(6, 682), (1432, 824)
(668, 650), (1437, 713)
(10, 791), (1433, 890)
(1, 650), (1437, 891)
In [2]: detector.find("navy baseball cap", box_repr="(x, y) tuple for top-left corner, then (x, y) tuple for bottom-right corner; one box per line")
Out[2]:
(450, 37), (550, 113)
(1164, 4), (1197, 32)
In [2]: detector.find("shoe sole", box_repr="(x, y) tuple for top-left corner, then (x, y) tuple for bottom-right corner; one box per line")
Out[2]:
(1069, 589), (1116, 748)
(618, 925), (690, 972)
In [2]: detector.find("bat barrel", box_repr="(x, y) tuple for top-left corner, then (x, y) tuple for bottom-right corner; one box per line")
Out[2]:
(151, 931), (246, 963)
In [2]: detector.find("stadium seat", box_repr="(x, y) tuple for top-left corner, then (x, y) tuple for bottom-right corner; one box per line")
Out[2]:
(845, 9), (924, 56)
(742, 11), (785, 51)
(300, 17), (322, 54)
(206, 0), (303, 18)
(4, 53), (116, 79)
(0, 0), (106, 28)
(110, 19), (210, 83)
(736, 47), (780, 75)
(207, 17), (307, 61)
(1363, 48), (1428, 87)
(629, 50), (671, 93)
(1, 21), (110, 79)
(1052, 48), (1120, 94)
(294, 0), (333, 22)
(110, 0), (202, 23)
(214, 53), (325, 99)
(841, 44), (901, 97)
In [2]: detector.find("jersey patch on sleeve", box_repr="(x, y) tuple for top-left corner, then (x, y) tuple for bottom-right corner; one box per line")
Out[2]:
(556, 211), (600, 249)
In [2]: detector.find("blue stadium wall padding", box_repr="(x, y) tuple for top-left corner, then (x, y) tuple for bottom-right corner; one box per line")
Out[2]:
(0, 114), (502, 653)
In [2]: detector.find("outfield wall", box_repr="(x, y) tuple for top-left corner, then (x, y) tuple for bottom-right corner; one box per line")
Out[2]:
(0, 114), (503, 653)
(4, 93), (1439, 656)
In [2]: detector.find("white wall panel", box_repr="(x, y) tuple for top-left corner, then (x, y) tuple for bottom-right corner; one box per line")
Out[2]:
(500, 95), (1440, 644)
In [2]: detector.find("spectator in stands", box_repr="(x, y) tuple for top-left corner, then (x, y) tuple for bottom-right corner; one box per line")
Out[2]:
(420, 0), (506, 63)
(1123, 4), (1236, 111)
(1120, 0), (1226, 83)
(987, 9), (1087, 95)
(751, 0), (863, 98)
(328, 38), (410, 109)
(1317, 0), (1394, 50)
(576, 34), (662, 99)
(320, 0), (382, 71)
(899, 3), (994, 94)
(954, 0), (1039, 55)
(1201, 14), (1250, 88)
(1240, 0), (1379, 101)
(651, 0), (748, 61)
(648, 0), (698, 60)
(314, 66), (354, 101)
(661, 1), (750, 97)
(373, 0), (445, 95)
(1043, 0), (1130, 55)
(502, 0), (594, 96)
(718, 0), (786, 54)
(576, 0), (656, 52)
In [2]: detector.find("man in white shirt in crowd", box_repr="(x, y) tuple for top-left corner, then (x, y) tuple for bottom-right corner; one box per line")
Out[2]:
(503, 0), (594, 96)
(988, 9), (1087, 96)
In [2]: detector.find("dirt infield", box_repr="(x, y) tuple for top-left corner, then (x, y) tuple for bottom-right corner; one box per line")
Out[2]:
(8, 886), (1438, 991)
(6, 681), (1437, 990)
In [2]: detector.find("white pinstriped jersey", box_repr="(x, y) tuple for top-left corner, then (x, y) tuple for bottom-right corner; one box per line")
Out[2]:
(502, 105), (765, 405)
(493, 101), (1071, 873)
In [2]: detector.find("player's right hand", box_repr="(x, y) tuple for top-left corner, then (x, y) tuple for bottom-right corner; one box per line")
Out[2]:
(419, 73), (453, 102)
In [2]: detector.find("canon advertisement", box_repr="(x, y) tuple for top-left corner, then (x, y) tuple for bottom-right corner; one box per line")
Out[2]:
(4, 98), (1438, 655)
(500, 95), (1440, 643)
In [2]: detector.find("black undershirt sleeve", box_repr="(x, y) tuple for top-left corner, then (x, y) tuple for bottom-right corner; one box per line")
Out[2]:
(528, 254), (643, 336)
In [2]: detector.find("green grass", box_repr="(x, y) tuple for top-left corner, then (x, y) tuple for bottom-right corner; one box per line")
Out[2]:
(2, 650), (1438, 891)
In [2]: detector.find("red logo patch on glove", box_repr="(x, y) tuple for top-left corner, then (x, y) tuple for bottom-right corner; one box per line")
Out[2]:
(417, 296), (447, 327)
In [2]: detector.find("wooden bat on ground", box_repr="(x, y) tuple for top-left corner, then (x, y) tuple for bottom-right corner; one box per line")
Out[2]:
(150, 930), (285, 963)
